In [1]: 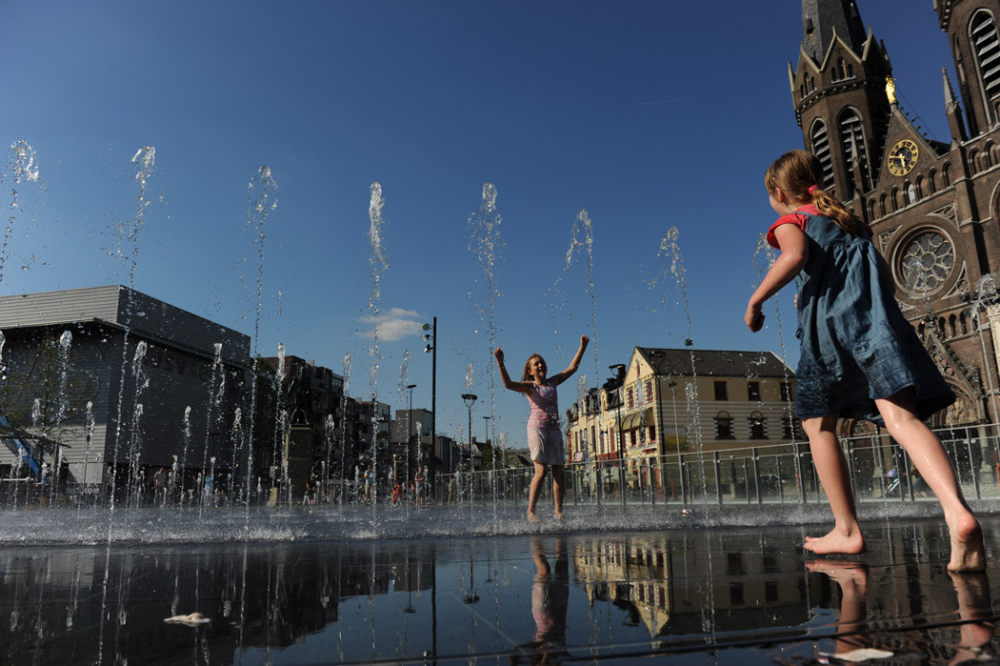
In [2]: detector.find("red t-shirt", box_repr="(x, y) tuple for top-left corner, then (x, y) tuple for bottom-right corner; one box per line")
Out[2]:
(765, 204), (819, 249)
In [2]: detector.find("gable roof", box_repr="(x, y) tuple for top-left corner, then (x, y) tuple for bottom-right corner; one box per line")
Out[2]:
(633, 347), (793, 379)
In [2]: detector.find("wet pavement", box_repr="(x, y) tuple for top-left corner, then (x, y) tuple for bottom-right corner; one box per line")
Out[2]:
(0, 512), (998, 664)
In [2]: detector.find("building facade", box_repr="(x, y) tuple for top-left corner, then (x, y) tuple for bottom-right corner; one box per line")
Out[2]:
(567, 347), (798, 498)
(0, 286), (249, 495)
(790, 0), (1000, 433)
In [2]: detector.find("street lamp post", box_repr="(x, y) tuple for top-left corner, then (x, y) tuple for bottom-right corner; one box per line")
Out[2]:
(462, 393), (478, 502)
(406, 383), (416, 500)
(423, 318), (437, 498)
(607, 364), (626, 508)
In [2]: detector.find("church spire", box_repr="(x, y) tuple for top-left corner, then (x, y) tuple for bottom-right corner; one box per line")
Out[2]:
(801, 0), (868, 63)
(943, 67), (968, 142)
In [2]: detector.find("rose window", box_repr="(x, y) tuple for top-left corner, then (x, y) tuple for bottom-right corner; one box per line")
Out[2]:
(898, 231), (954, 295)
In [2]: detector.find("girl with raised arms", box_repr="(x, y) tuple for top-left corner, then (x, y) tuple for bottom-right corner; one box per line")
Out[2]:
(495, 335), (589, 523)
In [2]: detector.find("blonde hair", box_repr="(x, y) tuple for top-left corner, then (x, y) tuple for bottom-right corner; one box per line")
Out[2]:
(765, 150), (867, 237)
(522, 354), (544, 382)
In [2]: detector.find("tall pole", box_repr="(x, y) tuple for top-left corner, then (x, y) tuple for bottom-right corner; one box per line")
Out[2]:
(608, 364), (626, 508)
(406, 383), (416, 497)
(424, 318), (437, 498)
(462, 393), (478, 502)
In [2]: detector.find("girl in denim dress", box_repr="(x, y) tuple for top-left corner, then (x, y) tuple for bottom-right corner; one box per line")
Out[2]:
(745, 150), (985, 572)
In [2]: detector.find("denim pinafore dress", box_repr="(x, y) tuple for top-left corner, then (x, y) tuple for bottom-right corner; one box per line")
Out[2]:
(792, 211), (954, 423)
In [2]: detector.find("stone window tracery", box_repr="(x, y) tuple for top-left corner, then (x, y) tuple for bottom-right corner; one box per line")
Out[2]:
(898, 230), (955, 295)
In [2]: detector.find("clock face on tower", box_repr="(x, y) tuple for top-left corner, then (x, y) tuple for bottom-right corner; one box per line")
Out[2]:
(887, 139), (918, 176)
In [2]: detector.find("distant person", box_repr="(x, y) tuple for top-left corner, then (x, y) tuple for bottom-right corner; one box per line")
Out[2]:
(745, 149), (984, 571)
(495, 335), (588, 522)
(411, 466), (425, 505)
(153, 467), (166, 506)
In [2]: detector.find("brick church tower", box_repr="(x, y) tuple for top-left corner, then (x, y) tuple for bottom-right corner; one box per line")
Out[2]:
(790, 0), (1000, 429)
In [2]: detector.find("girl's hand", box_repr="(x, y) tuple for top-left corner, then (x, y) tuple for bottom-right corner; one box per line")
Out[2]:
(745, 302), (764, 332)
(494, 346), (504, 363)
(580, 335), (589, 349)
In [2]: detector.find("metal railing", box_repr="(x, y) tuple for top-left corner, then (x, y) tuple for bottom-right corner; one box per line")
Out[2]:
(424, 422), (1000, 508)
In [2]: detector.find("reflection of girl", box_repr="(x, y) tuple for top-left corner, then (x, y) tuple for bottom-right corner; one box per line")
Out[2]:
(531, 537), (568, 652)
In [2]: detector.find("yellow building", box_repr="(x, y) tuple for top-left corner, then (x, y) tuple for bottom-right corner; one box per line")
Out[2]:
(567, 347), (798, 500)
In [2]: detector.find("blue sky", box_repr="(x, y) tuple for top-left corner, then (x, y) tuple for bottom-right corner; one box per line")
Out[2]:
(0, 1), (959, 446)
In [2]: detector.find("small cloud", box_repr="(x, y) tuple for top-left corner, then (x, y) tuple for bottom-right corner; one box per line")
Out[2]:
(359, 308), (422, 342)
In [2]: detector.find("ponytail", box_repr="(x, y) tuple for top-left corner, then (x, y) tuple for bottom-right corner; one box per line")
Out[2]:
(766, 150), (867, 237)
(810, 186), (867, 237)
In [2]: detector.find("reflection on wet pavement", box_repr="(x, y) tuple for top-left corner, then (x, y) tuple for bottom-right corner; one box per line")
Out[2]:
(0, 516), (997, 664)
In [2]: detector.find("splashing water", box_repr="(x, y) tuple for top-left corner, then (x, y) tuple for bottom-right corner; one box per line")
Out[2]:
(242, 165), (278, 517)
(398, 350), (410, 402)
(656, 228), (708, 501)
(341, 353), (352, 507)
(751, 232), (801, 496)
(202, 343), (226, 505)
(3, 140), (40, 287)
(108, 147), (156, 522)
(368, 183), (388, 507)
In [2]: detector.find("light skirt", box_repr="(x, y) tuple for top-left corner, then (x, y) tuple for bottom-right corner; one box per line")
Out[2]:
(527, 428), (565, 466)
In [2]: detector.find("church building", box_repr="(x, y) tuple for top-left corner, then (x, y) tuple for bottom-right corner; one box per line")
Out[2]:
(790, 0), (1000, 432)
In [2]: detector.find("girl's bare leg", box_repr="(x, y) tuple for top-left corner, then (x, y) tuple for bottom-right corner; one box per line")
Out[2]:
(803, 414), (866, 555)
(527, 462), (547, 522)
(875, 391), (985, 572)
(551, 465), (565, 519)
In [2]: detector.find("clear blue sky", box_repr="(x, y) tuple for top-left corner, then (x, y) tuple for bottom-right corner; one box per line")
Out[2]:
(0, 1), (957, 447)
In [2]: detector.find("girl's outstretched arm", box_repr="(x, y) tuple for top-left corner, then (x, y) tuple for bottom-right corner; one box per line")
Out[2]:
(745, 225), (807, 332)
(495, 346), (533, 394)
(550, 335), (590, 386)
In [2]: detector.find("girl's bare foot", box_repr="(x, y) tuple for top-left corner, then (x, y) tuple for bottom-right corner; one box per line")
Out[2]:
(947, 514), (986, 573)
(527, 511), (541, 523)
(804, 527), (866, 555)
(553, 512), (564, 520)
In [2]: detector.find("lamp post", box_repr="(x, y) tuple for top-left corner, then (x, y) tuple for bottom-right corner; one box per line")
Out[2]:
(462, 393), (478, 502)
(669, 380), (685, 504)
(608, 364), (626, 508)
(406, 383), (416, 499)
(423, 318), (437, 498)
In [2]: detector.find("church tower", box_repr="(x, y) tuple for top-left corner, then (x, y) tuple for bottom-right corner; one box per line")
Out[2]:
(789, 0), (1000, 429)
(791, 0), (892, 201)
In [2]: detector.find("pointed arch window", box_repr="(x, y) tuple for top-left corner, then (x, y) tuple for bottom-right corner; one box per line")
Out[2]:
(810, 120), (834, 191)
(970, 9), (1000, 123)
(839, 109), (868, 195)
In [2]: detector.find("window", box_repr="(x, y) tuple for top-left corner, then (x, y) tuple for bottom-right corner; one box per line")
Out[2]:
(782, 416), (802, 439)
(727, 552), (745, 575)
(714, 381), (728, 401)
(747, 381), (760, 402)
(730, 582), (745, 606)
(839, 109), (868, 195)
(970, 9), (1000, 122)
(716, 411), (734, 439)
(780, 382), (793, 402)
(644, 380), (652, 403)
(648, 425), (656, 443)
(765, 581), (779, 603)
(810, 120), (834, 191)
(627, 387), (634, 409)
(749, 411), (767, 439)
